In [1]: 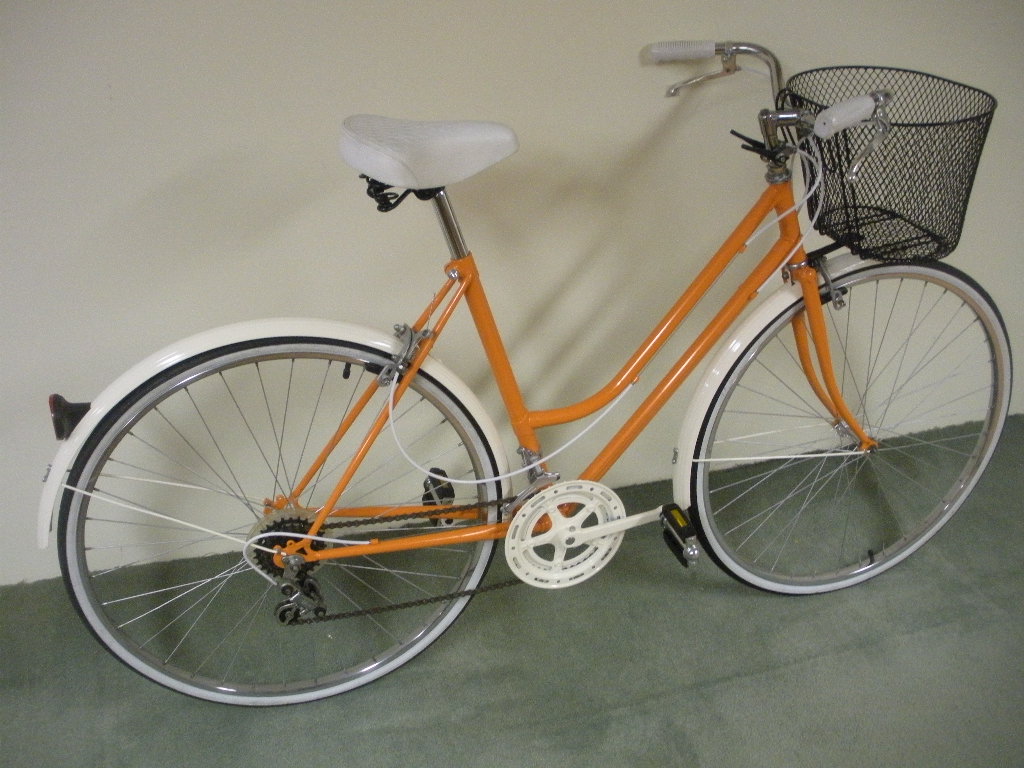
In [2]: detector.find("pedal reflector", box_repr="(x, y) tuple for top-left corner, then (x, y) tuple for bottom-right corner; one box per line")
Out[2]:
(660, 504), (700, 568)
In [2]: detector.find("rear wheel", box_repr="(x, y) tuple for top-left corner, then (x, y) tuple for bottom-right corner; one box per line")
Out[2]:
(58, 337), (502, 705)
(692, 262), (1011, 593)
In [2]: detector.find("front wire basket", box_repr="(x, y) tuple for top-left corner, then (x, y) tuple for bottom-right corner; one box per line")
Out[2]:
(781, 67), (996, 262)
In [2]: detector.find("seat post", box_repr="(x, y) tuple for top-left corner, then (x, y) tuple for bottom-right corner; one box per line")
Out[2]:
(432, 189), (470, 260)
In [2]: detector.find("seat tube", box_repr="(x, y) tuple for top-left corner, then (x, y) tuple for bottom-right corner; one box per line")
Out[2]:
(430, 189), (541, 455)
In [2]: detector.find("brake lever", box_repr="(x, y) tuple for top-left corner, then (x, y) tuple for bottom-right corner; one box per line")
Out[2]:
(666, 51), (739, 97)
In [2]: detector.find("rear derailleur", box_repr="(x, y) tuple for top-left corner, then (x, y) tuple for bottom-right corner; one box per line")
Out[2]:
(275, 554), (327, 625)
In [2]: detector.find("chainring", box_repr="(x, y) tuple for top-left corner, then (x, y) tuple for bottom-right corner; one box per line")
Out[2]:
(504, 480), (626, 589)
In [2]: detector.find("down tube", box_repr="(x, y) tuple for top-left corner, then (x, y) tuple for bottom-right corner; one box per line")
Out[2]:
(581, 183), (803, 481)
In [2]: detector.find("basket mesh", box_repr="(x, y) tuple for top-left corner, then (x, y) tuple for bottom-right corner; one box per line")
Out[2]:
(781, 67), (996, 261)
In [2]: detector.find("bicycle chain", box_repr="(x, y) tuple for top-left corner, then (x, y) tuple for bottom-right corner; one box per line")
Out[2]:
(294, 496), (520, 625)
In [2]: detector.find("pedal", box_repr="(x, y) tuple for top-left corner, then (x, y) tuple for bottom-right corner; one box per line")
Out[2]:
(423, 468), (457, 527)
(660, 504), (700, 568)
(422, 468), (455, 506)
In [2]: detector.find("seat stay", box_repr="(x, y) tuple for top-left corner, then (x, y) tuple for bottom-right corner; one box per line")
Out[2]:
(275, 275), (470, 550)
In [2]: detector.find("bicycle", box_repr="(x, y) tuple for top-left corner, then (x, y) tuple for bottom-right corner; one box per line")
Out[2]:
(39, 40), (1010, 706)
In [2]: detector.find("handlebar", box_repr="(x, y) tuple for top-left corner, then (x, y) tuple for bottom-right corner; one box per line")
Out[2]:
(814, 91), (892, 182)
(642, 40), (783, 98)
(642, 40), (717, 63)
(643, 40), (893, 181)
(814, 91), (891, 138)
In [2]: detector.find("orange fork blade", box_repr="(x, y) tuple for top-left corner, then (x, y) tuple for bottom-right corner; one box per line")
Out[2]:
(790, 310), (843, 423)
(791, 265), (877, 451)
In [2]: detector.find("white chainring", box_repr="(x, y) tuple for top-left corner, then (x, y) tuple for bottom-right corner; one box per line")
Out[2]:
(504, 480), (626, 589)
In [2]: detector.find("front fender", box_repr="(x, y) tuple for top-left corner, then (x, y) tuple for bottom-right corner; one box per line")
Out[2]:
(38, 318), (508, 548)
(672, 253), (868, 510)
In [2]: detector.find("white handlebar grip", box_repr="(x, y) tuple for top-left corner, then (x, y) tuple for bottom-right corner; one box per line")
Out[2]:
(642, 40), (717, 64)
(814, 95), (877, 138)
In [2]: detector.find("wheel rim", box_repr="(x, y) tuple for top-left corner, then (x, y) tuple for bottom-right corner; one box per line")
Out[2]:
(694, 264), (1010, 592)
(59, 340), (499, 704)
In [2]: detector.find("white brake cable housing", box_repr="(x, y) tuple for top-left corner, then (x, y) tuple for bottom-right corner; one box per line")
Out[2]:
(388, 375), (634, 486)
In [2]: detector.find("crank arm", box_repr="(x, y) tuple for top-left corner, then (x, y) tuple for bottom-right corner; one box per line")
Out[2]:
(557, 507), (663, 546)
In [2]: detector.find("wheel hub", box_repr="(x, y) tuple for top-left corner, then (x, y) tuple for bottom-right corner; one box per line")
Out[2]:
(247, 510), (322, 581)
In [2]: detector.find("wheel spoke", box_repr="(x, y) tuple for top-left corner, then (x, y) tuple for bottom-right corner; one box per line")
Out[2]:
(60, 340), (500, 704)
(696, 263), (1009, 593)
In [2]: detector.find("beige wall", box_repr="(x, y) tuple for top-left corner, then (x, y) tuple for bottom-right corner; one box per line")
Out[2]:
(5, 0), (1022, 584)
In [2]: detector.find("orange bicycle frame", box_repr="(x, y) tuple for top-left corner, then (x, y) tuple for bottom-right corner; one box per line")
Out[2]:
(282, 176), (871, 566)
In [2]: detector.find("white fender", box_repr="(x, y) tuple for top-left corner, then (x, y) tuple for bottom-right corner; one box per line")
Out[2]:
(672, 253), (867, 510)
(38, 317), (509, 548)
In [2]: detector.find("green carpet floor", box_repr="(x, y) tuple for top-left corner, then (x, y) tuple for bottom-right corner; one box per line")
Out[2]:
(3, 416), (1022, 768)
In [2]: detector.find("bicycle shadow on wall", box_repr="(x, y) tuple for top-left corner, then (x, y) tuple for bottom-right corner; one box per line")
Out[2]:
(453, 88), (772, 411)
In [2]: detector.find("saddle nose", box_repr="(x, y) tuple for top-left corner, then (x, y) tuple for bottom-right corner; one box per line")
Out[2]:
(340, 114), (518, 190)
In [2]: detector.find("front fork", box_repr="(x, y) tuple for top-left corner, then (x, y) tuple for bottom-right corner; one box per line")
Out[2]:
(786, 260), (877, 452)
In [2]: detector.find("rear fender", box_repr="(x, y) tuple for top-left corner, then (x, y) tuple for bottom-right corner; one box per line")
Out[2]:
(38, 318), (508, 547)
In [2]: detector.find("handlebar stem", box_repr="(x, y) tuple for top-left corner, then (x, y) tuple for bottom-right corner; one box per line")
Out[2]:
(757, 109), (813, 182)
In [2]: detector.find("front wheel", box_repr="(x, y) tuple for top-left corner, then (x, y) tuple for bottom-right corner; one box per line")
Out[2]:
(57, 336), (502, 705)
(692, 261), (1012, 593)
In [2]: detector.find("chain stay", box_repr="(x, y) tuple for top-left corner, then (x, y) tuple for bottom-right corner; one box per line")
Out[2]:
(290, 496), (518, 625)
(318, 495), (512, 531)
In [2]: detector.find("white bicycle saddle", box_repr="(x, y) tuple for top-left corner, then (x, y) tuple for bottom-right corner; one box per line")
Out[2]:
(340, 114), (518, 190)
